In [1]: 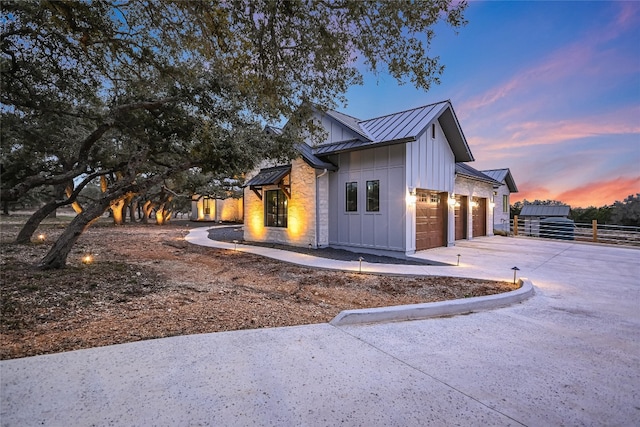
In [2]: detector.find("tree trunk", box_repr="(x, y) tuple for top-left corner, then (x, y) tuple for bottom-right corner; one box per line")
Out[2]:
(16, 185), (66, 243)
(110, 197), (127, 225)
(37, 201), (108, 270)
(15, 199), (59, 243)
(66, 184), (83, 214)
(129, 199), (138, 223)
(141, 200), (154, 224)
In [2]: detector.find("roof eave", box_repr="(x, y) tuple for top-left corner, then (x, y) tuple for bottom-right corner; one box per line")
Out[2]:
(314, 136), (416, 156)
(437, 103), (474, 162)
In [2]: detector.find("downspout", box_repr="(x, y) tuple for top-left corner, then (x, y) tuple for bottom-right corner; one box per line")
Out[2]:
(315, 169), (328, 248)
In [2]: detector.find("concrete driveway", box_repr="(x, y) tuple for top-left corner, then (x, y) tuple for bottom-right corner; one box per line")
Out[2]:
(1, 236), (639, 426)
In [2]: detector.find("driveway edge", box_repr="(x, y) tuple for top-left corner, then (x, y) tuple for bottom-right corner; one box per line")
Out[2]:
(330, 278), (535, 326)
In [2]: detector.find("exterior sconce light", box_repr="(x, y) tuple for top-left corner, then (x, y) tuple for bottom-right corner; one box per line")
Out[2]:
(448, 194), (457, 207)
(471, 201), (479, 208)
(489, 202), (496, 209)
(407, 188), (417, 205)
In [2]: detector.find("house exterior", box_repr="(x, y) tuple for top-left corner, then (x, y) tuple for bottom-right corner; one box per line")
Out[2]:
(244, 100), (511, 255)
(191, 195), (243, 222)
(454, 163), (503, 241)
(481, 168), (518, 232)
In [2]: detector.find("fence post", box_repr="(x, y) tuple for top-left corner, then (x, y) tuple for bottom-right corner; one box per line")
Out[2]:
(513, 215), (518, 236)
(592, 219), (597, 242)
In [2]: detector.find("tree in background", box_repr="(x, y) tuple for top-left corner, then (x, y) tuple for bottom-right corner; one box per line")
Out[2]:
(1, 0), (468, 268)
(611, 194), (640, 226)
(569, 206), (612, 224)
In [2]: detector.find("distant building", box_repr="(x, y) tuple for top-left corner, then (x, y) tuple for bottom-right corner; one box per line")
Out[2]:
(519, 204), (571, 238)
(190, 195), (243, 222)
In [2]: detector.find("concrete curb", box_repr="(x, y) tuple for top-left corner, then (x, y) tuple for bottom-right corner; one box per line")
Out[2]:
(330, 278), (535, 326)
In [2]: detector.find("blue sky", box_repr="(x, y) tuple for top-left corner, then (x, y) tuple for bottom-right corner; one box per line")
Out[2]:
(339, 0), (639, 208)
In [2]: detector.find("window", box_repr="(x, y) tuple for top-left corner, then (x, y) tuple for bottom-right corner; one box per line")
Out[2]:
(346, 182), (357, 212)
(503, 195), (509, 213)
(366, 180), (379, 212)
(265, 189), (287, 227)
(203, 196), (212, 215)
(431, 123), (436, 139)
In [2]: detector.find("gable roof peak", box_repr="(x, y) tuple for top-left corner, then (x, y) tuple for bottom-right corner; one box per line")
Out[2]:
(362, 99), (451, 123)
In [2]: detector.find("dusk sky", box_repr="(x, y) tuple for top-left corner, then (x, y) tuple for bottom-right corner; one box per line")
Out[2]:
(339, 0), (639, 208)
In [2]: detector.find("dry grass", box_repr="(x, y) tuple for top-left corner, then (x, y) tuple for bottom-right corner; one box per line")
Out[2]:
(0, 214), (517, 360)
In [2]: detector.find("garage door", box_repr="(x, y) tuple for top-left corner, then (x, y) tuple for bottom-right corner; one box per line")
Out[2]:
(416, 190), (446, 250)
(472, 197), (486, 237)
(455, 195), (467, 240)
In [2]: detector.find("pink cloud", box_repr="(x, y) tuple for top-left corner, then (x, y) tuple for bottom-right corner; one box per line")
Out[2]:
(480, 106), (640, 151)
(514, 176), (640, 208)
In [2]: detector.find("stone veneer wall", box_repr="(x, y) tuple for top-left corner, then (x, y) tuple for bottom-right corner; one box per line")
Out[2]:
(217, 198), (243, 222)
(316, 172), (330, 247)
(243, 158), (317, 247)
(454, 176), (495, 238)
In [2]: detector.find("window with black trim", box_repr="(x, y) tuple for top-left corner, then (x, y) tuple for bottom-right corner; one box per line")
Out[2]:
(432, 123), (436, 139)
(503, 195), (509, 213)
(265, 189), (287, 227)
(366, 180), (379, 212)
(346, 182), (357, 212)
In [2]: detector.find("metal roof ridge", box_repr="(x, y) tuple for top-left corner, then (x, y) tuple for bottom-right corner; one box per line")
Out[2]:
(358, 99), (450, 124)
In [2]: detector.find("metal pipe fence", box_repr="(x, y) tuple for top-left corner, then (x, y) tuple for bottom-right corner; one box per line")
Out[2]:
(510, 216), (640, 247)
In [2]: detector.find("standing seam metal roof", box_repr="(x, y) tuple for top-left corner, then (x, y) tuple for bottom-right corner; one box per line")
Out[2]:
(314, 100), (474, 162)
(519, 205), (570, 217)
(244, 165), (291, 188)
(359, 102), (444, 142)
(455, 163), (502, 186)
(482, 168), (519, 193)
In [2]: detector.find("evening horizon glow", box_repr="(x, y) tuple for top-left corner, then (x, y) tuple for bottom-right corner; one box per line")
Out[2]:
(340, 0), (639, 208)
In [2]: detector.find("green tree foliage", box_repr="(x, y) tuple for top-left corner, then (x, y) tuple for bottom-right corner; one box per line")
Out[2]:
(1, 0), (467, 268)
(611, 193), (640, 226)
(569, 206), (612, 224)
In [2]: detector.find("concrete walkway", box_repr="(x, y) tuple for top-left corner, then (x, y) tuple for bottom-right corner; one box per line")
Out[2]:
(2, 229), (639, 426)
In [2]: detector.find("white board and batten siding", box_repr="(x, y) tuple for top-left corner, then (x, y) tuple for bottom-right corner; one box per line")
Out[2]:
(405, 120), (456, 251)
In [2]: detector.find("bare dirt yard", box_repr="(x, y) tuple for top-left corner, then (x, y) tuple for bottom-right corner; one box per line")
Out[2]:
(0, 214), (517, 360)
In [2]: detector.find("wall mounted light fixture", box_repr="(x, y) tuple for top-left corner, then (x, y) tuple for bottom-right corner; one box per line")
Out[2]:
(407, 187), (417, 205)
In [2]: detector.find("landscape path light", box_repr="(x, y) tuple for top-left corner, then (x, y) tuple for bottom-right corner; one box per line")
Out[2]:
(457, 254), (461, 266)
(37, 234), (46, 242)
(358, 256), (364, 274)
(511, 266), (520, 284)
(233, 240), (239, 251)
